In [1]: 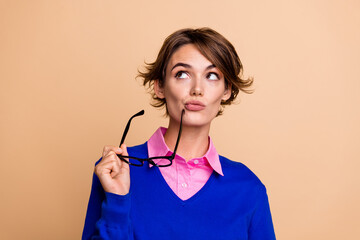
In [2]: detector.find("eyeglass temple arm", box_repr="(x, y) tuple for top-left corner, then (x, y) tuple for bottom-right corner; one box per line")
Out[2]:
(171, 109), (184, 158)
(119, 110), (145, 147)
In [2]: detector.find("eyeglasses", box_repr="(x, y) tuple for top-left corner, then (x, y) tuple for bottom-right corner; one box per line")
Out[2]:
(117, 109), (184, 167)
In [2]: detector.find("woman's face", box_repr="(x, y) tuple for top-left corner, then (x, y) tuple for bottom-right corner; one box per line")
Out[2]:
(155, 44), (231, 128)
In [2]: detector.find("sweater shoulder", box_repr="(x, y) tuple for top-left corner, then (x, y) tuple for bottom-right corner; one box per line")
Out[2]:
(127, 142), (148, 157)
(219, 155), (265, 190)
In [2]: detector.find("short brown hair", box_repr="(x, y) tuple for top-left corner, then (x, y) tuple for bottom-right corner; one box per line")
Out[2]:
(138, 27), (253, 115)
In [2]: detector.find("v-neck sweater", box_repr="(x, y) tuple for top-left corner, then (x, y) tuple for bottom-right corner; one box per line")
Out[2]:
(147, 127), (223, 200)
(82, 142), (276, 240)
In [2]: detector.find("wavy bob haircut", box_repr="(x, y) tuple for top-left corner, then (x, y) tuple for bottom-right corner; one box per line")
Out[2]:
(138, 27), (253, 116)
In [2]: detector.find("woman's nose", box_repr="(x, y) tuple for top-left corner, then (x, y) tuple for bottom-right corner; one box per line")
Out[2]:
(190, 77), (204, 96)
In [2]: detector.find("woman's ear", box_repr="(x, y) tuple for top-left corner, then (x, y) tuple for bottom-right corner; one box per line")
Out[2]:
(221, 83), (232, 101)
(154, 80), (165, 99)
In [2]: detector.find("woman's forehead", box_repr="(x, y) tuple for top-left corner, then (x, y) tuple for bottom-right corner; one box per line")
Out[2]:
(167, 44), (215, 71)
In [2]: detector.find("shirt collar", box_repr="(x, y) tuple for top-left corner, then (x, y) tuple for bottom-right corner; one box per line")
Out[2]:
(147, 127), (224, 176)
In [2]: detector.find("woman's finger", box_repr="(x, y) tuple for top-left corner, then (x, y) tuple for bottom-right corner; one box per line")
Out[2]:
(102, 145), (122, 158)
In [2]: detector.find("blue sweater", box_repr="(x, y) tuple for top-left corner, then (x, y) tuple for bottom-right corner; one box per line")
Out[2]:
(82, 143), (276, 240)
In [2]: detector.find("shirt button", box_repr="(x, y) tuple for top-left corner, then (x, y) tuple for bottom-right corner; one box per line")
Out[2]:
(181, 183), (188, 188)
(194, 160), (199, 164)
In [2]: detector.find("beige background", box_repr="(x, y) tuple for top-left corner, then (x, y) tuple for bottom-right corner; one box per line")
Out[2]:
(1, 0), (359, 239)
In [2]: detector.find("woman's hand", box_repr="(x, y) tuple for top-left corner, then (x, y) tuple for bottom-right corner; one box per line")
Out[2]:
(94, 144), (130, 195)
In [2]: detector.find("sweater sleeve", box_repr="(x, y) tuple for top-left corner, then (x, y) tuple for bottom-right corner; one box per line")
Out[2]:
(248, 184), (276, 240)
(82, 170), (133, 240)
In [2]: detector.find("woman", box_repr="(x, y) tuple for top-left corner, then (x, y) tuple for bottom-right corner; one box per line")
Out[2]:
(83, 28), (276, 240)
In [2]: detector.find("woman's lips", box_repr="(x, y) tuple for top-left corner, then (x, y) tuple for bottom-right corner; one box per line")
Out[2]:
(184, 101), (205, 111)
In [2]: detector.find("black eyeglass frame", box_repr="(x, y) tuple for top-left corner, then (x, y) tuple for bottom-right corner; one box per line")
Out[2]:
(117, 109), (184, 167)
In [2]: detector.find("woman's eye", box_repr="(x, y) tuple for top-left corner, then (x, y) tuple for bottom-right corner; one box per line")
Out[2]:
(175, 71), (189, 79)
(207, 72), (219, 80)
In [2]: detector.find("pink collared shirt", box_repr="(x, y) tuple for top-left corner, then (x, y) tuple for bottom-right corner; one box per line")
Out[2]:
(147, 127), (224, 200)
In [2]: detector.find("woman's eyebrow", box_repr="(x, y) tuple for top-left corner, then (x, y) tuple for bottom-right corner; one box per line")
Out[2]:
(171, 62), (216, 71)
(206, 64), (216, 70)
(171, 62), (191, 71)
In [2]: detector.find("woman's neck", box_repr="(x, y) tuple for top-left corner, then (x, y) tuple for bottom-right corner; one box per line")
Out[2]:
(164, 120), (210, 162)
